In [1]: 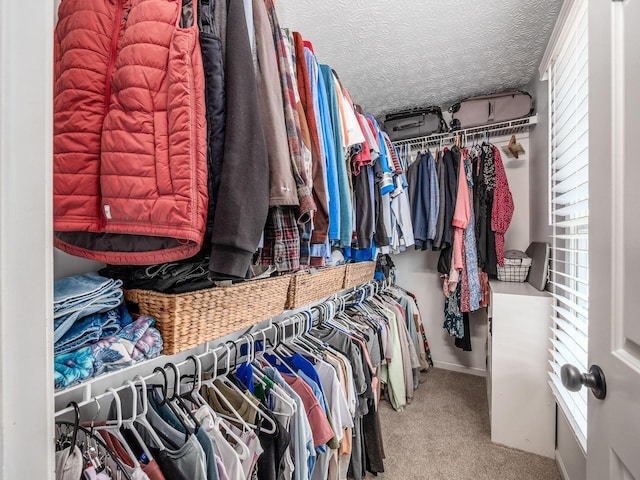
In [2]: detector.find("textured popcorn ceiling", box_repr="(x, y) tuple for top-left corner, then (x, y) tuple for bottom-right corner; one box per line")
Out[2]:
(275, 0), (561, 117)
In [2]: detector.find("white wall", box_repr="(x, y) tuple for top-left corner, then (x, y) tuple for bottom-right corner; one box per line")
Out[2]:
(395, 134), (531, 374)
(394, 251), (488, 374)
(54, 249), (105, 280)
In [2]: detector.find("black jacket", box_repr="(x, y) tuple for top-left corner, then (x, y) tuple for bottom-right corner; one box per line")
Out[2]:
(208, 0), (269, 279)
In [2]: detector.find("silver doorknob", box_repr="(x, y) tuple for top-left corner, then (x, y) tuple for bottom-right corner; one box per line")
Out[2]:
(561, 364), (607, 400)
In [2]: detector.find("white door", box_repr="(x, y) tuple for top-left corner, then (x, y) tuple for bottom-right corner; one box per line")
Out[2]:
(586, 0), (640, 478)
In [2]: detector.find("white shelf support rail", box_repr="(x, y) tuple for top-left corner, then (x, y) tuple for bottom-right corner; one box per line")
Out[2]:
(391, 115), (538, 150)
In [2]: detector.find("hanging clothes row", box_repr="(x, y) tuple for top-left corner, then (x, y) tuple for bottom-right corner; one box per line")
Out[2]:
(55, 281), (432, 480)
(52, 0), (415, 281)
(398, 140), (514, 351)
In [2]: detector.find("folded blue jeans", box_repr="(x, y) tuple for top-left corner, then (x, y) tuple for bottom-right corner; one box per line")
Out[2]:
(54, 273), (123, 343)
(54, 304), (132, 356)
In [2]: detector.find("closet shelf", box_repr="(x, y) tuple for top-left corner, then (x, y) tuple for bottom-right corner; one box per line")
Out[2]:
(391, 115), (538, 148)
(54, 278), (388, 414)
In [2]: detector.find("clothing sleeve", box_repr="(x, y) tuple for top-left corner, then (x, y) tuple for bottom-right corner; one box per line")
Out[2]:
(209, 0), (269, 279)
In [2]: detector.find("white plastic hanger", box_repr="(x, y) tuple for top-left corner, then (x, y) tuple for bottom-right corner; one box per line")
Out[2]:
(129, 375), (166, 452)
(165, 362), (201, 432)
(122, 379), (155, 463)
(264, 323), (299, 377)
(291, 311), (325, 359)
(188, 353), (252, 462)
(200, 346), (276, 435)
(91, 387), (142, 469)
(217, 343), (277, 435)
(247, 331), (296, 417)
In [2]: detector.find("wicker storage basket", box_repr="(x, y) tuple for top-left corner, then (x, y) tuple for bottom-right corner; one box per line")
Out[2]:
(124, 275), (291, 355)
(285, 265), (346, 309)
(343, 262), (377, 289)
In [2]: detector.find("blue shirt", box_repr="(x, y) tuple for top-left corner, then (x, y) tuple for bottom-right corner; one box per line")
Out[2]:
(264, 352), (330, 414)
(236, 362), (255, 394)
(315, 61), (341, 241)
(412, 151), (439, 249)
(320, 64), (352, 247)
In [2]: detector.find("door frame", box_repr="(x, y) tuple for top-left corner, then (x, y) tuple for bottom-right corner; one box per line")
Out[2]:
(0, 0), (55, 477)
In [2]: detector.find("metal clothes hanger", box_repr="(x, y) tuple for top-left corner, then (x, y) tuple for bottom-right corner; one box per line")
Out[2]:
(56, 402), (133, 480)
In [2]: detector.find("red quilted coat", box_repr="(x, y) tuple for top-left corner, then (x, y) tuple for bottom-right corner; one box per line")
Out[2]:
(53, 0), (208, 264)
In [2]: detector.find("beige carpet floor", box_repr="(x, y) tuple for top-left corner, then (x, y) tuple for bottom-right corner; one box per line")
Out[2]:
(373, 368), (561, 480)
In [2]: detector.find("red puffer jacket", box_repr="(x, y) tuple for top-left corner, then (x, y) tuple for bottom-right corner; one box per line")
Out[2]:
(53, 0), (207, 264)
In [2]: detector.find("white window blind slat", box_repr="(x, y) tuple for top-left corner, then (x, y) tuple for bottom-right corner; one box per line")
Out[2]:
(547, 0), (589, 451)
(555, 36), (588, 97)
(552, 182), (589, 206)
(551, 233), (589, 240)
(550, 269), (588, 287)
(551, 198), (589, 216)
(551, 331), (588, 369)
(550, 293), (589, 319)
(553, 216), (589, 229)
(553, 318), (588, 351)
(549, 259), (590, 271)
(550, 281), (589, 302)
(552, 140), (588, 180)
(551, 165), (588, 194)
(555, 81), (588, 131)
(554, 92), (588, 134)
(555, 127), (589, 163)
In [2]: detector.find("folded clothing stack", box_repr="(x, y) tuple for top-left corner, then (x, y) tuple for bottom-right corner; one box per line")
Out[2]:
(54, 272), (124, 343)
(53, 273), (163, 389)
(54, 315), (163, 389)
(99, 256), (278, 294)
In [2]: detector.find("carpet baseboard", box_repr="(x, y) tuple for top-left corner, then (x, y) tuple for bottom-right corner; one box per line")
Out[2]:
(433, 361), (487, 377)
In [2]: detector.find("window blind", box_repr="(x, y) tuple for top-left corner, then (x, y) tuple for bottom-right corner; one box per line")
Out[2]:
(547, 0), (589, 452)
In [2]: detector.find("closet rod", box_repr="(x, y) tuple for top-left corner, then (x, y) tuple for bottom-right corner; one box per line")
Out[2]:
(392, 114), (538, 149)
(54, 277), (389, 418)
